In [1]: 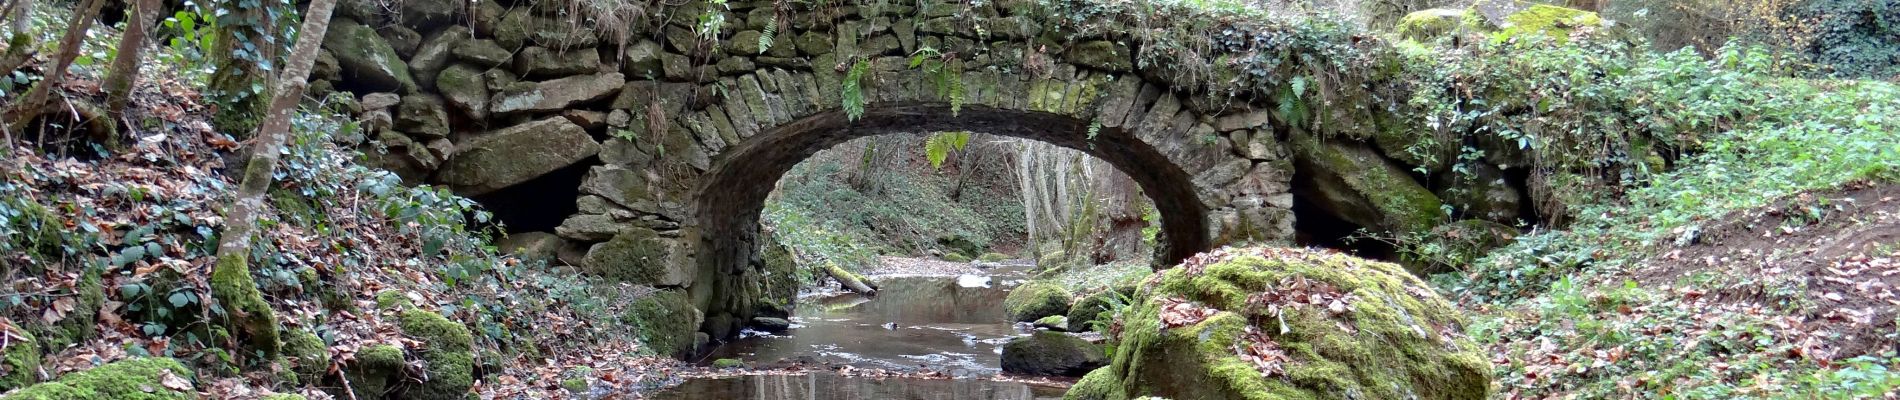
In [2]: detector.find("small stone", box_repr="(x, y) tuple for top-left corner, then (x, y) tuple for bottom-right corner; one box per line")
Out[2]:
(750, 317), (791, 333)
(360, 92), (401, 110)
(395, 94), (450, 138)
(515, 46), (601, 79)
(452, 39), (513, 68)
(378, 25), (422, 59)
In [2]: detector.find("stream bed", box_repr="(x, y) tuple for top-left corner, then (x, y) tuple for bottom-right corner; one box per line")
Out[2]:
(650, 263), (1069, 399)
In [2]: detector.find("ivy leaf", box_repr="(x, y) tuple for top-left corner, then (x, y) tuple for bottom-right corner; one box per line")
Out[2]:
(168, 291), (192, 308)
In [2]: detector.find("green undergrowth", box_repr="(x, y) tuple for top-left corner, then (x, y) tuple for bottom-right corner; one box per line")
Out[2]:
(1430, 45), (1900, 399)
(764, 137), (1024, 272)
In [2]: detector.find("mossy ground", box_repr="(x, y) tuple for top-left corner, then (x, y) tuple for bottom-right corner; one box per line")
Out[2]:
(3, 357), (195, 400)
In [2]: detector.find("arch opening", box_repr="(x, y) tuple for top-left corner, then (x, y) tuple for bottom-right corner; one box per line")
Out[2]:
(688, 103), (1212, 342)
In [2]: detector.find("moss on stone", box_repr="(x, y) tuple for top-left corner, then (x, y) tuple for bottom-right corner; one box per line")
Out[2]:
(978, 252), (1010, 263)
(1396, 8), (1473, 41)
(280, 328), (329, 385)
(1103, 247), (1491, 400)
(1067, 284), (1136, 333)
(344, 344), (405, 399)
(1499, 4), (1601, 39)
(35, 269), (105, 352)
(1292, 133), (1445, 234)
(623, 289), (700, 357)
(1, 328), (42, 391)
(397, 309), (475, 400)
(1064, 366), (1128, 400)
(712, 358), (743, 368)
(942, 253), (971, 263)
(1001, 331), (1106, 376)
(375, 291), (412, 310)
(1005, 282), (1074, 322)
(4, 357), (194, 399)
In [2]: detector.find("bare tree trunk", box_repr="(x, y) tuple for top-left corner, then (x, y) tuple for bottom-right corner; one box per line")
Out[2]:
(103, 0), (161, 123)
(209, 0), (337, 359)
(4, 0), (105, 133)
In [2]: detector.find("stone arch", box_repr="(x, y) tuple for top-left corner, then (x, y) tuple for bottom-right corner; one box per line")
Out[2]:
(643, 63), (1299, 344)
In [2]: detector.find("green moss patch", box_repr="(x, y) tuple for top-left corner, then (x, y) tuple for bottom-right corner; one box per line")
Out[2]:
(4, 357), (194, 399)
(1005, 282), (1074, 322)
(398, 309), (475, 400)
(1100, 247), (1490, 400)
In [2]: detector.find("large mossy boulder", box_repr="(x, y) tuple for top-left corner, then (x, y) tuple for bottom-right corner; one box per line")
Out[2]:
(2, 357), (195, 399)
(280, 328), (330, 386)
(321, 18), (417, 93)
(623, 289), (701, 358)
(1001, 331), (1106, 377)
(1396, 8), (1475, 41)
(397, 309), (475, 400)
(1088, 247), (1491, 400)
(1064, 367), (1127, 400)
(1291, 133), (1444, 235)
(1004, 281), (1073, 322)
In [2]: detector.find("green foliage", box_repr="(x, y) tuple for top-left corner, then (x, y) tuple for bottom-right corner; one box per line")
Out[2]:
(908, 47), (965, 116)
(764, 138), (1024, 269)
(758, 15), (777, 54)
(923, 131), (970, 169)
(841, 59), (870, 120)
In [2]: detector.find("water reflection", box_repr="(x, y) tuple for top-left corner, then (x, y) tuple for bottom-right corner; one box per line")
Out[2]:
(649, 373), (1067, 400)
(701, 270), (1031, 375)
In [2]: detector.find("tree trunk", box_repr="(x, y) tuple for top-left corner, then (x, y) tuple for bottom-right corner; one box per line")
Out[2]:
(208, 0), (276, 136)
(824, 262), (878, 295)
(209, 0), (337, 359)
(4, 0), (105, 134)
(103, 0), (161, 123)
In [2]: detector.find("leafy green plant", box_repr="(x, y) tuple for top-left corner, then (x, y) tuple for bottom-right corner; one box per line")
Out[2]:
(841, 59), (870, 120)
(923, 131), (970, 169)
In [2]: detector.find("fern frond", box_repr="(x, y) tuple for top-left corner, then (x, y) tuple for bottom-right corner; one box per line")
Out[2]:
(842, 59), (871, 121)
(759, 17), (777, 54)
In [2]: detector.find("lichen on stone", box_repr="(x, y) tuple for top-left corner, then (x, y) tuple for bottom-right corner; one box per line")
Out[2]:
(621, 289), (700, 357)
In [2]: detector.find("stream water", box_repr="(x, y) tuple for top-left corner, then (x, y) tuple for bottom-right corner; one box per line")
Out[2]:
(650, 264), (1069, 399)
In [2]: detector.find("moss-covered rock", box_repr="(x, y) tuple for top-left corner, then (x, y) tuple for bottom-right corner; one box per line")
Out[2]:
(1498, 4), (1602, 40)
(978, 252), (1010, 263)
(1292, 133), (1445, 235)
(1034, 315), (1070, 332)
(343, 344), (405, 399)
(321, 18), (418, 93)
(711, 358), (743, 368)
(397, 309), (475, 400)
(1005, 282), (1073, 322)
(1000, 331), (1106, 377)
(1067, 284), (1136, 334)
(1435, 161), (1524, 224)
(1101, 247), (1490, 400)
(1, 329), (42, 391)
(1064, 367), (1127, 400)
(280, 328), (329, 385)
(582, 227), (693, 287)
(942, 253), (971, 263)
(3, 357), (194, 399)
(623, 289), (701, 358)
(757, 232), (799, 318)
(1396, 8), (1473, 41)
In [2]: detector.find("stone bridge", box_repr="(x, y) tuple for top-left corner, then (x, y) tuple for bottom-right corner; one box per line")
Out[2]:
(313, 0), (1560, 355)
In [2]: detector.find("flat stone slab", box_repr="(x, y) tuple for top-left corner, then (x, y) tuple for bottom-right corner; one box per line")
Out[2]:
(435, 117), (600, 195)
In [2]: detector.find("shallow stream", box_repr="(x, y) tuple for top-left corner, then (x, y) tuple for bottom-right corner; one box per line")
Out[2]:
(650, 263), (1069, 399)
